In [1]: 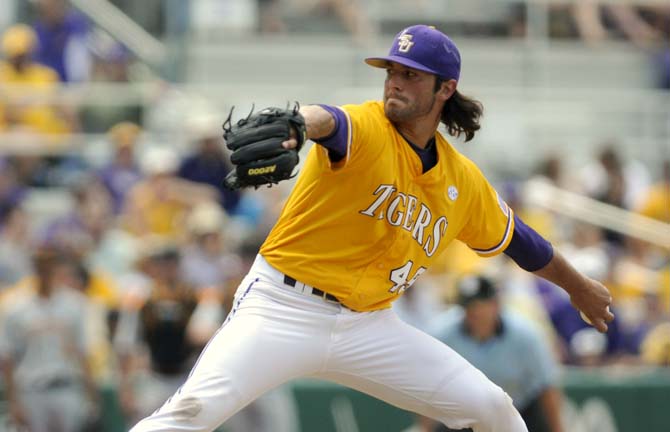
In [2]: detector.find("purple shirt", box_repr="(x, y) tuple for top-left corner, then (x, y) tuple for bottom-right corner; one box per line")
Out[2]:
(178, 154), (241, 214)
(33, 11), (89, 82)
(98, 164), (143, 214)
(535, 278), (625, 362)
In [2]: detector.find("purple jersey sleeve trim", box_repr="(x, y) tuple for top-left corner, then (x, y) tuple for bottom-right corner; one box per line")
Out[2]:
(504, 214), (554, 272)
(315, 104), (349, 162)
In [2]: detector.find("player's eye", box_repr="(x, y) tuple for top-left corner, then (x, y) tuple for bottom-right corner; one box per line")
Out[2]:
(405, 71), (416, 78)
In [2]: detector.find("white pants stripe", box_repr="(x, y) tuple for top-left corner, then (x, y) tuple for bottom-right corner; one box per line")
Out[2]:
(130, 255), (527, 432)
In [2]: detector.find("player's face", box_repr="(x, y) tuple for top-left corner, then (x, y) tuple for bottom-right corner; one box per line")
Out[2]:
(383, 62), (438, 123)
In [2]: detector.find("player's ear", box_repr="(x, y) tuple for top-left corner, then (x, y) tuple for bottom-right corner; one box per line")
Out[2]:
(440, 79), (457, 101)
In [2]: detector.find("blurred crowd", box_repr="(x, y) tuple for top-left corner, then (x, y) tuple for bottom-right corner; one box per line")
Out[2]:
(254, 0), (670, 43)
(252, 0), (670, 88)
(0, 0), (668, 431)
(8, 1), (665, 85)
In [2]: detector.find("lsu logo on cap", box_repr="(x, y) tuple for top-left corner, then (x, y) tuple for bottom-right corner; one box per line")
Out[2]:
(248, 165), (276, 176)
(397, 32), (414, 53)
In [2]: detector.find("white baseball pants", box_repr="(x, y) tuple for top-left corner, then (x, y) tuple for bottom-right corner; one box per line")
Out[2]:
(130, 255), (527, 432)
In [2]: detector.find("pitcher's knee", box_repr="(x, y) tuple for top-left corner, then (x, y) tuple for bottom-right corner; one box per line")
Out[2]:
(472, 386), (524, 431)
(431, 374), (524, 431)
(487, 387), (516, 416)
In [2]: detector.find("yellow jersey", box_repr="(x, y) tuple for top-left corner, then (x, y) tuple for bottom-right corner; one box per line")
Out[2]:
(638, 182), (670, 224)
(124, 180), (191, 240)
(0, 61), (71, 135)
(261, 101), (514, 311)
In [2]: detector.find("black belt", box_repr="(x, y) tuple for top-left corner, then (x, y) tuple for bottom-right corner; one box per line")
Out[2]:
(283, 274), (341, 303)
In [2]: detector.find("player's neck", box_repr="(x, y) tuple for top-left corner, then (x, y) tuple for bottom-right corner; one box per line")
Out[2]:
(394, 116), (440, 149)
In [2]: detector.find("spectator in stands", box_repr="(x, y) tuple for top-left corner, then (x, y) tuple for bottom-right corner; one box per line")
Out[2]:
(629, 159), (670, 324)
(585, 146), (626, 209)
(429, 275), (564, 432)
(550, 1), (666, 48)
(0, 22), (81, 185)
(34, 172), (139, 281)
(0, 201), (33, 289)
(569, 3), (670, 92)
(607, 234), (669, 356)
(0, 247), (99, 432)
(0, 23), (77, 136)
(122, 146), (218, 241)
(49, 254), (117, 396)
(638, 159), (670, 224)
(82, 34), (143, 133)
(258, 0), (287, 33)
(40, 176), (115, 258)
(180, 201), (243, 294)
(640, 322), (670, 367)
(622, 279), (669, 360)
(656, 48), (670, 90)
(536, 155), (562, 184)
(98, 121), (144, 214)
(643, 5), (670, 90)
(114, 238), (222, 426)
(618, 3), (669, 45)
(179, 116), (242, 215)
(0, 159), (27, 223)
(287, 0), (373, 43)
(579, 145), (651, 247)
(32, 0), (91, 82)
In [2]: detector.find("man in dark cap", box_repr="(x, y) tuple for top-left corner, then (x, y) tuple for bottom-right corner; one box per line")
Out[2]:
(430, 275), (564, 432)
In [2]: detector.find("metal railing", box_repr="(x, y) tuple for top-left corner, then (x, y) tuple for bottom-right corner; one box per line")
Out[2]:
(525, 178), (670, 248)
(69, 0), (167, 66)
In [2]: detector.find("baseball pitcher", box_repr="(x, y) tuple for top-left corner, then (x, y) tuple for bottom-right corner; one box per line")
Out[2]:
(130, 25), (613, 432)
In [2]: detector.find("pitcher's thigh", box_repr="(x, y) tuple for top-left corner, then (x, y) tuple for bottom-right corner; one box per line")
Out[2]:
(320, 312), (526, 432)
(130, 311), (320, 432)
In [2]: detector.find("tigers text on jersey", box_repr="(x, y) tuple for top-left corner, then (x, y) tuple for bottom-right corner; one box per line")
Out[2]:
(260, 101), (514, 311)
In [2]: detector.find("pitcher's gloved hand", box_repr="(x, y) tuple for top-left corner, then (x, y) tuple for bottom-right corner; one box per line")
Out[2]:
(222, 104), (307, 190)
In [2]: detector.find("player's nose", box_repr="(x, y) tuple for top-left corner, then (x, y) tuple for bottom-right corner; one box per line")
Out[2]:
(385, 75), (403, 91)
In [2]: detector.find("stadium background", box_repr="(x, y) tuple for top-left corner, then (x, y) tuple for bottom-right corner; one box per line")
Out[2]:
(0, 0), (668, 431)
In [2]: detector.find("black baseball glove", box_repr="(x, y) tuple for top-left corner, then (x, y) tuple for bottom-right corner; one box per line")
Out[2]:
(222, 104), (307, 190)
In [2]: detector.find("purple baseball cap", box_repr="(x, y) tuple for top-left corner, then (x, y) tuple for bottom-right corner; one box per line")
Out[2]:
(365, 25), (461, 81)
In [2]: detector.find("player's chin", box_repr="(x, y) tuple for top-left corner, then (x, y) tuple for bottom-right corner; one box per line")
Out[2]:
(385, 105), (410, 123)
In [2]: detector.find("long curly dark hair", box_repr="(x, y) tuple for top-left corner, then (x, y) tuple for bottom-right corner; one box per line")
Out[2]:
(434, 78), (483, 142)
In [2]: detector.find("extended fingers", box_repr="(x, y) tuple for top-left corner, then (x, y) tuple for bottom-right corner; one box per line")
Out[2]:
(593, 318), (609, 333)
(588, 306), (614, 333)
